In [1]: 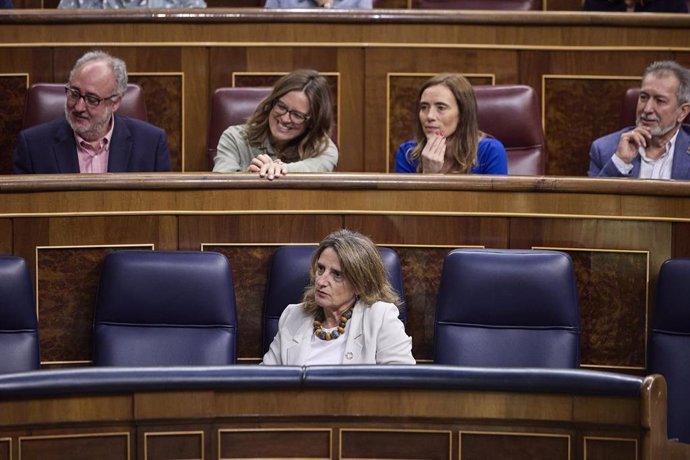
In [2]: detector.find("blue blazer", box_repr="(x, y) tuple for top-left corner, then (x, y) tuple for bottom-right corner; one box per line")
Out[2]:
(588, 125), (690, 179)
(14, 115), (172, 174)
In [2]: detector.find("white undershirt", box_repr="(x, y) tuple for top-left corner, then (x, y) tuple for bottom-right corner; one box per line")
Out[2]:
(613, 129), (679, 179)
(304, 326), (350, 365)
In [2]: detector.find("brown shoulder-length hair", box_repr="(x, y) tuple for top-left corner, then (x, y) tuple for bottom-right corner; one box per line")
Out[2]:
(244, 69), (333, 162)
(408, 73), (486, 174)
(302, 229), (400, 316)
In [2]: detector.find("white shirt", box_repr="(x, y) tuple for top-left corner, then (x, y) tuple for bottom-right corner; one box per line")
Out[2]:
(613, 128), (679, 179)
(304, 326), (350, 365)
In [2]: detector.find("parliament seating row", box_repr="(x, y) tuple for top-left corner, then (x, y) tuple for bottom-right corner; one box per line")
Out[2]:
(23, 82), (547, 174)
(23, 81), (664, 176)
(1, 247), (578, 370)
(1, 250), (689, 441)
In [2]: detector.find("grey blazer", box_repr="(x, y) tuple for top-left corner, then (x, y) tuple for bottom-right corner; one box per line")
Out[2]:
(262, 300), (415, 365)
(588, 125), (690, 179)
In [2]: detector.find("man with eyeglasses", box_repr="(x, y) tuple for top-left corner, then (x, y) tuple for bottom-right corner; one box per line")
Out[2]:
(14, 50), (171, 174)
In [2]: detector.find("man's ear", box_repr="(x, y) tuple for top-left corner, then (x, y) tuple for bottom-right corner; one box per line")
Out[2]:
(111, 96), (122, 113)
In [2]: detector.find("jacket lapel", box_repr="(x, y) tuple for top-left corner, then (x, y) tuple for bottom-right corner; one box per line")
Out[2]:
(54, 120), (80, 173)
(285, 318), (314, 365)
(671, 127), (690, 179)
(343, 301), (364, 364)
(630, 155), (642, 178)
(107, 115), (132, 172)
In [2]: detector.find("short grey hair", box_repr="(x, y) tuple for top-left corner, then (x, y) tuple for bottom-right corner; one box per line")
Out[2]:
(644, 60), (690, 105)
(69, 50), (128, 96)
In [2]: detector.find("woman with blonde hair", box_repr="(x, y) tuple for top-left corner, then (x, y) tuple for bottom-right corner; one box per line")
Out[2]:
(395, 73), (507, 175)
(213, 69), (338, 180)
(262, 229), (415, 365)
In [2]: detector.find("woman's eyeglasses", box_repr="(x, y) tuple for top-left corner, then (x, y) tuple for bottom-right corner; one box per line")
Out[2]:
(272, 100), (311, 125)
(64, 86), (120, 108)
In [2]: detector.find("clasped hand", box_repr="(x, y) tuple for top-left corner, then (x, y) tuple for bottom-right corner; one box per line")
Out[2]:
(248, 154), (288, 180)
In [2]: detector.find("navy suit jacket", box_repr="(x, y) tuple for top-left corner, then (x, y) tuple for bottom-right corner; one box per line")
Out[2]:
(588, 125), (690, 179)
(14, 115), (172, 174)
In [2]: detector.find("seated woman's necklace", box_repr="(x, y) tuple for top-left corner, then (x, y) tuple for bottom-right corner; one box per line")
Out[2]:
(313, 308), (353, 341)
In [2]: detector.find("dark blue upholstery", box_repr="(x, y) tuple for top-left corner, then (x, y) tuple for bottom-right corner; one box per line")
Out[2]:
(0, 366), (304, 398)
(0, 256), (40, 374)
(303, 365), (643, 396)
(0, 365), (644, 399)
(434, 248), (580, 368)
(261, 245), (407, 354)
(649, 258), (690, 443)
(93, 250), (238, 366)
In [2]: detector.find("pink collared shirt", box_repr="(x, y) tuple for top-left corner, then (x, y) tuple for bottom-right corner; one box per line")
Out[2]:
(75, 118), (115, 173)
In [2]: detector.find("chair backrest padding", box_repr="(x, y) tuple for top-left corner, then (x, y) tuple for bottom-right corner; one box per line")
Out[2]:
(94, 250), (238, 366)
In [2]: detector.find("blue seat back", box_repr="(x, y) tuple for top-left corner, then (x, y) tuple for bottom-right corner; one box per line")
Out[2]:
(0, 256), (40, 373)
(649, 258), (690, 443)
(93, 250), (238, 366)
(262, 245), (406, 355)
(434, 248), (580, 368)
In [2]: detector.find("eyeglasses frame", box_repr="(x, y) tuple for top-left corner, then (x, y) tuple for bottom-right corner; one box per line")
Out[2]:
(64, 86), (121, 108)
(272, 99), (311, 125)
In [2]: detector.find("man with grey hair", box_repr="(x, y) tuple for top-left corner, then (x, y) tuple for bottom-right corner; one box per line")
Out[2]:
(588, 60), (690, 179)
(14, 50), (171, 174)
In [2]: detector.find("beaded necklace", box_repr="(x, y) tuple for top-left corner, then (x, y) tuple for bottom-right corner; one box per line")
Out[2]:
(313, 308), (353, 341)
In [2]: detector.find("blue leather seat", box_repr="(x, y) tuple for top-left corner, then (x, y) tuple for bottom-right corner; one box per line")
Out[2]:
(0, 256), (40, 373)
(434, 248), (580, 368)
(93, 250), (238, 366)
(649, 258), (690, 443)
(261, 245), (407, 355)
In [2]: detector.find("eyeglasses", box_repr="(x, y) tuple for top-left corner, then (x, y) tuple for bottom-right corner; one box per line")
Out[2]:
(64, 86), (120, 108)
(272, 100), (311, 125)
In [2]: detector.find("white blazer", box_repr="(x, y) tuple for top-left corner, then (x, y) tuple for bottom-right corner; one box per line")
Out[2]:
(262, 300), (415, 365)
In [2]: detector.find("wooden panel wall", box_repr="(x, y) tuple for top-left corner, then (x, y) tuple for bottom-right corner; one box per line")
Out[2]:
(0, 372), (678, 460)
(1, 11), (689, 174)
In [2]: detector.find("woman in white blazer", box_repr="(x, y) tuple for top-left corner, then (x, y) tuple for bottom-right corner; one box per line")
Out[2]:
(262, 230), (415, 366)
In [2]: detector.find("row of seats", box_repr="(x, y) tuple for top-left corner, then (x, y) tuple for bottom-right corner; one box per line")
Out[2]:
(23, 83), (547, 174)
(23, 82), (666, 176)
(1, 249), (688, 442)
(0, 248), (578, 370)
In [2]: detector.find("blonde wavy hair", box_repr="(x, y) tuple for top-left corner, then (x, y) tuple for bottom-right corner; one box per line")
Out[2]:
(301, 229), (400, 316)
